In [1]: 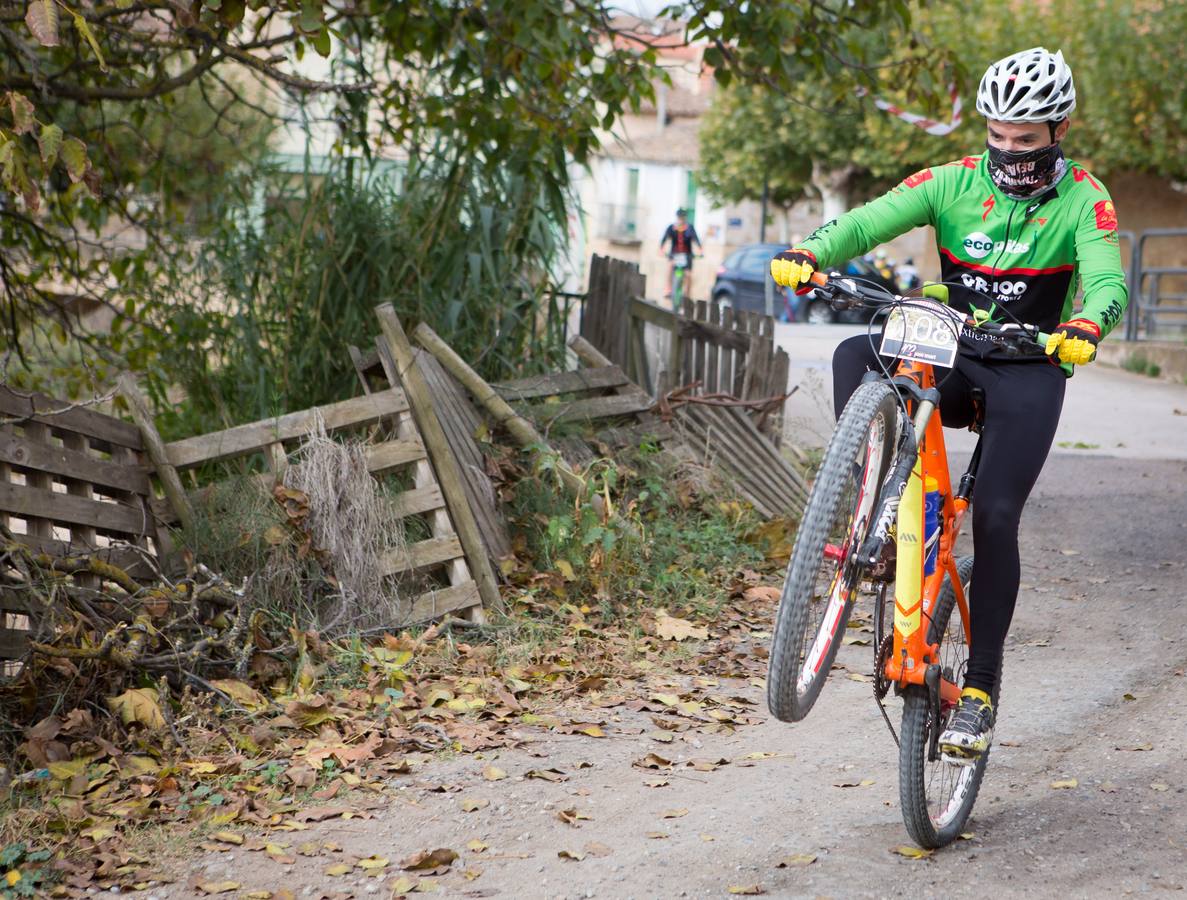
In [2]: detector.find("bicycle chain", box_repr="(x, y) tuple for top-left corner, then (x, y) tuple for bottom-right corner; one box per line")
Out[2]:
(873, 633), (894, 701)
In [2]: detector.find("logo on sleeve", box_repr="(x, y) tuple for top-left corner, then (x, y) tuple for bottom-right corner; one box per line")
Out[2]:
(903, 169), (934, 189)
(1094, 200), (1118, 231)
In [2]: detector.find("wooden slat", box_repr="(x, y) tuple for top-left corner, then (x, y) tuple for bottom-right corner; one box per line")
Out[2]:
(595, 420), (675, 448)
(0, 627), (27, 660)
(58, 431), (99, 590)
(19, 423), (53, 541)
(675, 409), (779, 518)
(677, 318), (751, 354)
(365, 439), (427, 473)
(376, 306), (501, 615)
(528, 391), (653, 425)
(416, 350), (512, 562)
(387, 484), (446, 519)
(149, 439), (429, 526)
(380, 535), (464, 576)
(165, 388), (409, 469)
(405, 580), (481, 626)
(0, 386), (142, 450)
(627, 295), (680, 330)
(706, 301), (720, 394)
(493, 366), (630, 401)
(0, 482), (149, 535)
(1, 588), (34, 614)
(0, 429), (151, 495)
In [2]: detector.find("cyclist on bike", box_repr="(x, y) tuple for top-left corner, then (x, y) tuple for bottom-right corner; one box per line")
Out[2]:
(660, 207), (702, 300)
(770, 47), (1127, 764)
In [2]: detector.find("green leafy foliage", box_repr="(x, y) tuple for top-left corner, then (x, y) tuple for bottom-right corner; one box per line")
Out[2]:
(699, 0), (1187, 216)
(121, 154), (571, 437)
(3, 0), (953, 371)
(509, 442), (765, 613)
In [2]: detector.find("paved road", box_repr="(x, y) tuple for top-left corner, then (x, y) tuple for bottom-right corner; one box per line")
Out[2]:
(777, 322), (1187, 459)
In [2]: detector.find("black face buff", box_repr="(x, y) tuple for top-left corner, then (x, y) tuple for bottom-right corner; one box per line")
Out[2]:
(985, 141), (1065, 197)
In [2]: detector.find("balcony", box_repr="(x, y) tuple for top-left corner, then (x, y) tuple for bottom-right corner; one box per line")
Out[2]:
(597, 203), (644, 245)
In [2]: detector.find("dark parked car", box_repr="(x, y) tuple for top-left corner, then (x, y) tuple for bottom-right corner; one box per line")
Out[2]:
(711, 243), (897, 323)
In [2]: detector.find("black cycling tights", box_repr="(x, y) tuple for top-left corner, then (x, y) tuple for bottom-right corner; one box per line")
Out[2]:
(833, 335), (1067, 695)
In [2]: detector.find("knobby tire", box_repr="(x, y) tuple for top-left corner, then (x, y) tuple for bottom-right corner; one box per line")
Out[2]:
(767, 381), (898, 723)
(899, 556), (996, 848)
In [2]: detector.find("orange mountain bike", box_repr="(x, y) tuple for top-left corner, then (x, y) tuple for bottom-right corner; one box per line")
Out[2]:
(766, 272), (1050, 848)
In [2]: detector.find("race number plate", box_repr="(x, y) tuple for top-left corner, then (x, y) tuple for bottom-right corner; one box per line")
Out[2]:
(671, 253), (690, 267)
(879, 300), (965, 368)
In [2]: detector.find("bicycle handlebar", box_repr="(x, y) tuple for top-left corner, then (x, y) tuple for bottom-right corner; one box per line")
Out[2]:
(807, 270), (1051, 353)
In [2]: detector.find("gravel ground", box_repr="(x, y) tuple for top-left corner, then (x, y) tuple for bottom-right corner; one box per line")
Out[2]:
(156, 454), (1187, 899)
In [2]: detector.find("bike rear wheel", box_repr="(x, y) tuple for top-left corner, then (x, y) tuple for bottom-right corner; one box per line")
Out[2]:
(899, 556), (994, 848)
(767, 381), (898, 722)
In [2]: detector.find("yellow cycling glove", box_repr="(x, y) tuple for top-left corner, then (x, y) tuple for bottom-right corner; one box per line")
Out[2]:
(1044, 318), (1100, 365)
(771, 248), (817, 295)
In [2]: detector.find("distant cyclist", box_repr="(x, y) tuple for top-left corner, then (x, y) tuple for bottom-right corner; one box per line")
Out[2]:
(660, 208), (702, 300)
(770, 48), (1127, 764)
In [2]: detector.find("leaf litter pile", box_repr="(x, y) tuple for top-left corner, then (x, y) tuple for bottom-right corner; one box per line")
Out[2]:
(0, 441), (797, 897)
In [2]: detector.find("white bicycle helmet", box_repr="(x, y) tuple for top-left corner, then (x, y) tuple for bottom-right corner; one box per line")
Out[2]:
(975, 47), (1076, 122)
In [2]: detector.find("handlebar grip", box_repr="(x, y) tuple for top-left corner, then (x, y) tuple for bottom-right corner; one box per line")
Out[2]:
(1037, 332), (1050, 345)
(809, 270), (829, 287)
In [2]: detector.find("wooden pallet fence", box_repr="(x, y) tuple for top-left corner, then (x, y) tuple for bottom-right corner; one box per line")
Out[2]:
(0, 385), (165, 665)
(581, 255), (791, 444)
(150, 366), (495, 625)
(672, 402), (808, 519)
(349, 342), (513, 565)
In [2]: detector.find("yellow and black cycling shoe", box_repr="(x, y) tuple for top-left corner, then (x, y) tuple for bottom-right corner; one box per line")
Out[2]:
(939, 688), (995, 767)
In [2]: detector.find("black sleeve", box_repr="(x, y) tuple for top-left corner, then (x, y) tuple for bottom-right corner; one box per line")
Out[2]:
(688, 225), (701, 246)
(660, 225), (674, 247)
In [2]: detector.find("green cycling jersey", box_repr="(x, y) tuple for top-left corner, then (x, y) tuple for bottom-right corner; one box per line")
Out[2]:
(800, 153), (1129, 365)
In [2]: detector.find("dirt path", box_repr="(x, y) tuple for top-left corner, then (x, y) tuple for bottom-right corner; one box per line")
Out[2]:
(164, 455), (1187, 899)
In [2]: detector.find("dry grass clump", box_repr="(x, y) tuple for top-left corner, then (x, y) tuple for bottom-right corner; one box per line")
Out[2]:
(281, 414), (408, 632)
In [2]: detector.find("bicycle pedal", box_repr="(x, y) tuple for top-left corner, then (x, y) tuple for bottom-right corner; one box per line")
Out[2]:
(940, 750), (978, 768)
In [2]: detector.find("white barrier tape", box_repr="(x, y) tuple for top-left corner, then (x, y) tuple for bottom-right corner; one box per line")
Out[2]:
(858, 83), (963, 136)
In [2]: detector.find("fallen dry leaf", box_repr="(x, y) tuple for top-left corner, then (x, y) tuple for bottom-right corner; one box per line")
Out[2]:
(646, 831), (669, 839)
(525, 768), (569, 783)
(401, 848), (459, 871)
(557, 808), (591, 827)
(466, 840), (488, 853)
(557, 849), (586, 862)
(833, 779), (875, 788)
(655, 610), (709, 642)
(461, 797), (490, 812)
(324, 864), (352, 877)
(633, 753), (673, 770)
(1116, 743), (1153, 752)
(891, 845), (934, 859)
(212, 831), (243, 846)
(1151, 782), (1170, 792)
(776, 854), (817, 868)
(482, 766), (507, 781)
(661, 808), (689, 819)
(356, 855), (389, 871)
(727, 885), (765, 895)
(107, 687), (166, 730)
(196, 882), (242, 895)
(1050, 779), (1078, 789)
(583, 841), (612, 858)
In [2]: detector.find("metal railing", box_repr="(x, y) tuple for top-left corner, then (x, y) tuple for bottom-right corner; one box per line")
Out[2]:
(1125, 228), (1187, 341)
(596, 203), (644, 244)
